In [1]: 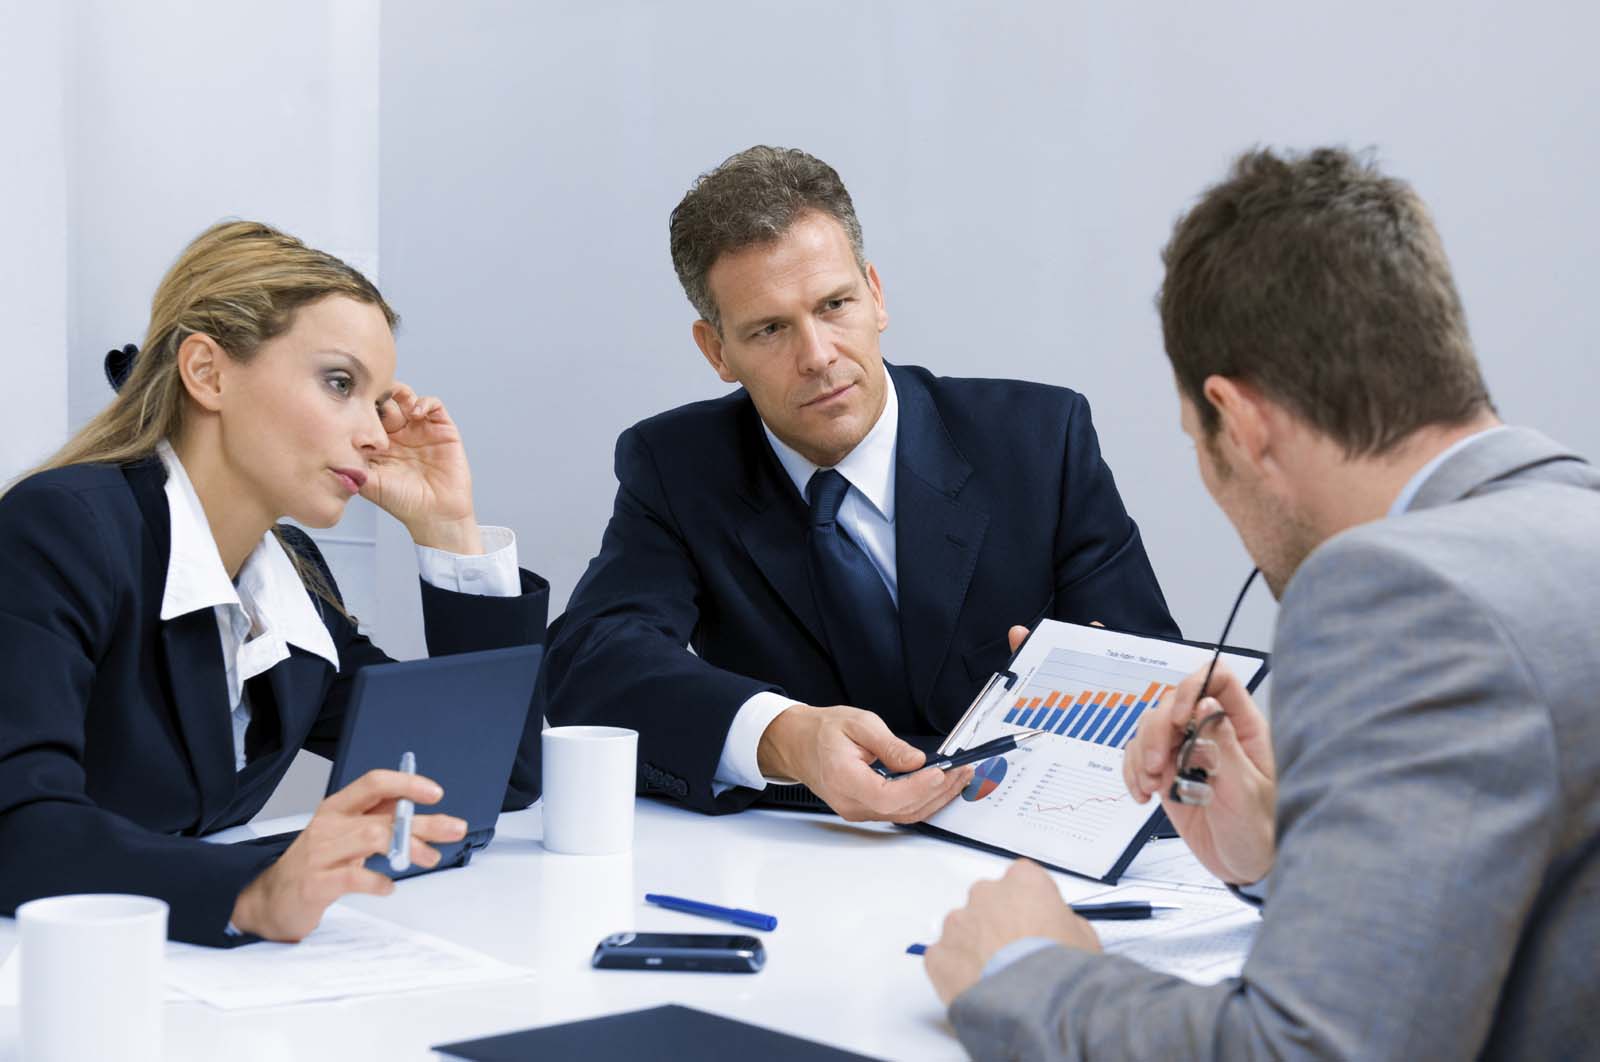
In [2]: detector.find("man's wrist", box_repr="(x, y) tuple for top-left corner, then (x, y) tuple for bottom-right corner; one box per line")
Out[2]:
(756, 704), (813, 780)
(230, 880), (261, 938)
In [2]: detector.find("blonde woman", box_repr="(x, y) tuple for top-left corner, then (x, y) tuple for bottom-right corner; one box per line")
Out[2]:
(0, 221), (548, 946)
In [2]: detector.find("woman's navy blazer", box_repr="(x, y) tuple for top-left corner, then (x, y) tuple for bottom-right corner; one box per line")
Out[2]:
(0, 457), (547, 945)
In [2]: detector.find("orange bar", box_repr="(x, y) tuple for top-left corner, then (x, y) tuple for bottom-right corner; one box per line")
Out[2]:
(1015, 697), (1029, 709)
(1074, 691), (1092, 706)
(1138, 681), (1161, 704)
(1043, 691), (1061, 709)
(1088, 691), (1107, 706)
(1102, 693), (1124, 710)
(1028, 697), (1043, 709)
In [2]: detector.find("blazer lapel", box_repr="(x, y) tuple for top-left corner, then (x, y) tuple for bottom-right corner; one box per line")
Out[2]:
(161, 613), (237, 832)
(734, 402), (830, 652)
(124, 458), (236, 831)
(891, 366), (990, 716)
(262, 648), (334, 758)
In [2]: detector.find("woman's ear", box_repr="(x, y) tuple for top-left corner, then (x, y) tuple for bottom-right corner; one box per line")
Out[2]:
(175, 334), (228, 412)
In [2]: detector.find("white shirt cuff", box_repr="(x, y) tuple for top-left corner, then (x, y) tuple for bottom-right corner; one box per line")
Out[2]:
(981, 937), (1060, 980)
(414, 526), (520, 597)
(710, 691), (799, 796)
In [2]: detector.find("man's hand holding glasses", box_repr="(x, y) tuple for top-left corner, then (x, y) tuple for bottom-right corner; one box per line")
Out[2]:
(1124, 660), (1277, 887)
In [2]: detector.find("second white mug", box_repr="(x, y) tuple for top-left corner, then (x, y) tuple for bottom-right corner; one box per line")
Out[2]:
(541, 725), (639, 855)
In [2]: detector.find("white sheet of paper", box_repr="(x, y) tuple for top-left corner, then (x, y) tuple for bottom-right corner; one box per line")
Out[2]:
(1078, 882), (1260, 984)
(164, 904), (530, 1010)
(926, 620), (1265, 880)
(1121, 838), (1232, 892)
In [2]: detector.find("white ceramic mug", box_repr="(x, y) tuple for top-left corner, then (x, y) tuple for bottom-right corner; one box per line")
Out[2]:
(18, 893), (168, 1062)
(541, 725), (638, 855)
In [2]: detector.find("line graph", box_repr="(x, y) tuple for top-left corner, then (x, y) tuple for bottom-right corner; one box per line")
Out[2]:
(1024, 792), (1127, 816)
(1014, 762), (1132, 844)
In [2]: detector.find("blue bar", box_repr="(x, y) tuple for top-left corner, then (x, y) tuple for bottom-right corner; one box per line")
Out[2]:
(1022, 707), (1044, 728)
(1004, 708), (1019, 724)
(1110, 702), (1148, 747)
(1045, 707), (1065, 731)
(1093, 706), (1129, 745)
(1067, 703), (1103, 738)
(1055, 702), (1085, 735)
(1075, 706), (1112, 741)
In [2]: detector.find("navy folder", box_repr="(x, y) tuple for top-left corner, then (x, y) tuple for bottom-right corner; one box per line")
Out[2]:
(433, 1004), (883, 1061)
(323, 644), (542, 877)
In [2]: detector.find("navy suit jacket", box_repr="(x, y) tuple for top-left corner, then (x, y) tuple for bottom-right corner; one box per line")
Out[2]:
(538, 364), (1178, 813)
(0, 458), (548, 946)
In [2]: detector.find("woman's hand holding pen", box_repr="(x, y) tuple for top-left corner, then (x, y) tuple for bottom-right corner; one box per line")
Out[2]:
(362, 382), (483, 555)
(1123, 663), (1277, 886)
(229, 769), (465, 942)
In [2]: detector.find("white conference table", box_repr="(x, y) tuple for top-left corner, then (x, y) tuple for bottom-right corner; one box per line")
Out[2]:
(0, 799), (1244, 1060)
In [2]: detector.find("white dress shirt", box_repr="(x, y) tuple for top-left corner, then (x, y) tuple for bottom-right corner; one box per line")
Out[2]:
(154, 441), (521, 772)
(711, 372), (901, 794)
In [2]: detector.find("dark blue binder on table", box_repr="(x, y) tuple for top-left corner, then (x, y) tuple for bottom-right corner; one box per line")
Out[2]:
(434, 1005), (882, 1061)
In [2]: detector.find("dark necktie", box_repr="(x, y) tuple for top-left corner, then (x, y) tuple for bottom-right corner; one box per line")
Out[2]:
(805, 469), (914, 731)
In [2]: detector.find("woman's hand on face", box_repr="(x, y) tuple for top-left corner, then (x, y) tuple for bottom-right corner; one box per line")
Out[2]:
(361, 383), (484, 554)
(228, 769), (466, 943)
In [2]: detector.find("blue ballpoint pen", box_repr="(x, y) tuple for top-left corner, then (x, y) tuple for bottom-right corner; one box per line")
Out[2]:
(644, 893), (779, 931)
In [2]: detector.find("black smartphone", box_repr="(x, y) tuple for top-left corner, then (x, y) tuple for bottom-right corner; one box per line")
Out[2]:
(590, 931), (765, 973)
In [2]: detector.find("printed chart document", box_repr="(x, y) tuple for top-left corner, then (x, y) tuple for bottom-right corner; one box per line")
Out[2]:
(920, 620), (1267, 882)
(165, 904), (529, 1010)
(1081, 882), (1261, 985)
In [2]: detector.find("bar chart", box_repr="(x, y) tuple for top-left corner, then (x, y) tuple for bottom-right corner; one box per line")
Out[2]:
(927, 620), (1266, 881)
(1000, 648), (1182, 750)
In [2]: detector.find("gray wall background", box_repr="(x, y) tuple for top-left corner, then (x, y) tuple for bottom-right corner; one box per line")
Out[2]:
(6, 2), (1596, 815)
(378, 1), (1600, 660)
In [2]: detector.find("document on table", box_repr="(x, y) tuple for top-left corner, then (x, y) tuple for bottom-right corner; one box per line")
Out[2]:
(920, 620), (1267, 882)
(1079, 882), (1260, 985)
(165, 904), (529, 1010)
(1121, 838), (1232, 892)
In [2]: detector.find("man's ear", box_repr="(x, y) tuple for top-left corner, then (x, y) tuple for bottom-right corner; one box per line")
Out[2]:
(1202, 376), (1273, 468)
(176, 334), (228, 412)
(692, 319), (739, 384)
(865, 262), (889, 333)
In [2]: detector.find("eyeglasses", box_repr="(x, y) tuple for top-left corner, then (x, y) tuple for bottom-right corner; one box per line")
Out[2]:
(1170, 567), (1260, 806)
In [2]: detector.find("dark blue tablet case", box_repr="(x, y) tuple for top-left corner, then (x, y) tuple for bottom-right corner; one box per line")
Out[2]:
(324, 644), (542, 878)
(434, 1004), (882, 1061)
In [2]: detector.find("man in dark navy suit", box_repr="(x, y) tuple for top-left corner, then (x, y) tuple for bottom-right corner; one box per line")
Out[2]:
(539, 146), (1178, 820)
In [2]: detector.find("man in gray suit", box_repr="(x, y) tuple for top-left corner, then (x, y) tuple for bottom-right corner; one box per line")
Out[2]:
(923, 147), (1600, 1059)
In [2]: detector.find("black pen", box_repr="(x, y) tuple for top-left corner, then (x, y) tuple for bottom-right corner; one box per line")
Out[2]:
(904, 901), (1180, 952)
(873, 730), (1045, 780)
(1069, 901), (1180, 921)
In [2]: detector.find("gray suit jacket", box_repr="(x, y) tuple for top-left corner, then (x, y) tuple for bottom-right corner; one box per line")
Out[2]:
(950, 427), (1600, 1060)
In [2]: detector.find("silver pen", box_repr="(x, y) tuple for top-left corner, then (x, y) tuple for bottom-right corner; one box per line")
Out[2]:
(388, 750), (416, 872)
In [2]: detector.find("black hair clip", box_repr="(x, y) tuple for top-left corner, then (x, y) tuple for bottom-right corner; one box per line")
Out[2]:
(104, 343), (140, 393)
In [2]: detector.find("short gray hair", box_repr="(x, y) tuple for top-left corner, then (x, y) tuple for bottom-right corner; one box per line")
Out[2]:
(669, 145), (868, 331)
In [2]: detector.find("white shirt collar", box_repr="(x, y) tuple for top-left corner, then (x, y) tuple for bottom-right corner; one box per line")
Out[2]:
(1387, 425), (1508, 517)
(762, 369), (899, 520)
(155, 440), (339, 670)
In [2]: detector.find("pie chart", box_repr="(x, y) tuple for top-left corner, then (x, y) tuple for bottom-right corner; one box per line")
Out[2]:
(962, 755), (1008, 802)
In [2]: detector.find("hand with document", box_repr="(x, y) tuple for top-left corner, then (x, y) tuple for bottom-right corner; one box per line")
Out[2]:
(919, 619), (1269, 1005)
